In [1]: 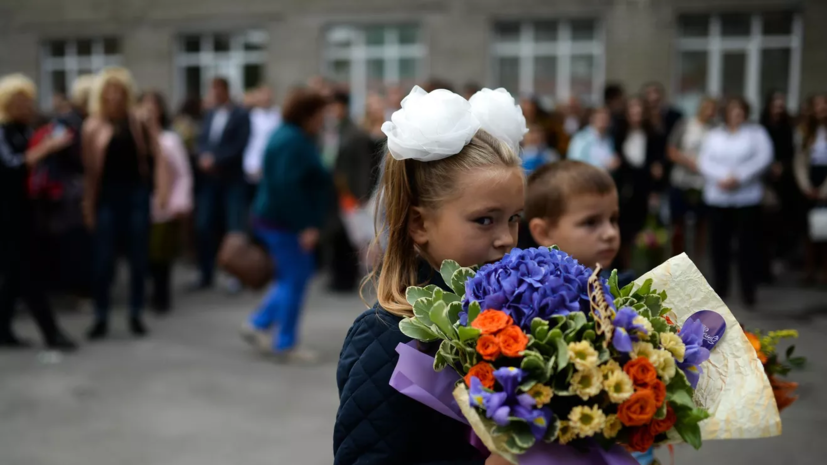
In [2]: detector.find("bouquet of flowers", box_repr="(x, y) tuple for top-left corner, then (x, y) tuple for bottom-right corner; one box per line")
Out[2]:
(745, 328), (806, 412)
(391, 247), (780, 464)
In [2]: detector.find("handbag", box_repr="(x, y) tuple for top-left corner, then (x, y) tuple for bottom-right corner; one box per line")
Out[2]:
(217, 232), (275, 290)
(809, 206), (827, 242)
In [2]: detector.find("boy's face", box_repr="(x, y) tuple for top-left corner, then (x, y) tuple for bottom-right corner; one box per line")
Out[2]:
(529, 192), (620, 269)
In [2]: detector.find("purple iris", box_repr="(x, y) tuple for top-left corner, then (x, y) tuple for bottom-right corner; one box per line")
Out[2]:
(677, 318), (711, 388)
(471, 367), (554, 440)
(461, 248), (593, 329)
(612, 307), (648, 353)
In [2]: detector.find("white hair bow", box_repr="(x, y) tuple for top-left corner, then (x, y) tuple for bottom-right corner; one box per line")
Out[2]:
(469, 88), (528, 155)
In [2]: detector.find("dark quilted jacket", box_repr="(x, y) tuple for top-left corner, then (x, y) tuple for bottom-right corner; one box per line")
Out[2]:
(334, 288), (486, 465)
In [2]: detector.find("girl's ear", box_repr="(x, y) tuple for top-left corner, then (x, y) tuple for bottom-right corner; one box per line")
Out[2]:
(528, 217), (553, 247)
(408, 206), (429, 247)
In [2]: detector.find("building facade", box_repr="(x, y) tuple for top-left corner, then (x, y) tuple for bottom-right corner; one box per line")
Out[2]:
(1, 0), (824, 117)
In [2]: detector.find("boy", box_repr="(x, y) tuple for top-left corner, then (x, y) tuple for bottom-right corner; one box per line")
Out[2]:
(524, 160), (620, 271)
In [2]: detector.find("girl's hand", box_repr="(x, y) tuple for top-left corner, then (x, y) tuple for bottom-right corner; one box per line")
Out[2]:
(299, 228), (320, 252)
(485, 454), (513, 465)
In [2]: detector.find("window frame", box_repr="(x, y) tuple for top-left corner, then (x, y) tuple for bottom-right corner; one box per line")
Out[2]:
(39, 37), (122, 109)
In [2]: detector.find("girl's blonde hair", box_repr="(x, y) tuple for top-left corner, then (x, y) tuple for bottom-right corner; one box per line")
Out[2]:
(0, 73), (36, 124)
(71, 74), (96, 110)
(365, 129), (521, 317)
(89, 66), (137, 117)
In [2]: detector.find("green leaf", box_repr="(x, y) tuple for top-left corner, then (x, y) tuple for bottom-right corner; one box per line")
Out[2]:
(543, 416), (561, 443)
(666, 371), (695, 410)
(620, 281), (635, 297)
(583, 329), (596, 342)
(679, 407), (711, 424)
(399, 318), (440, 342)
(654, 401), (667, 420)
(504, 437), (529, 455)
(788, 356), (807, 368)
(433, 349), (448, 372)
(549, 245), (560, 251)
(522, 356), (546, 375)
(433, 288), (444, 302)
(608, 269), (621, 298)
(546, 355), (557, 380)
(442, 292), (461, 305)
(447, 301), (463, 325)
(458, 326), (481, 343)
(512, 422), (537, 449)
(650, 317), (669, 335)
(597, 346), (610, 364)
(406, 286), (433, 306)
(634, 279), (653, 298)
(413, 297), (435, 326)
(644, 294), (662, 316)
(429, 301), (457, 339)
(451, 268), (476, 298)
(785, 345), (795, 359)
(674, 421), (703, 449)
(549, 329), (569, 371)
(549, 315), (566, 330)
(467, 301), (482, 325)
(439, 260), (460, 290)
(531, 318), (549, 337)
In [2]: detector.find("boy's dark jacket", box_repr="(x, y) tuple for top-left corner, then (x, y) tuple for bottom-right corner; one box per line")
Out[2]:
(334, 266), (485, 465)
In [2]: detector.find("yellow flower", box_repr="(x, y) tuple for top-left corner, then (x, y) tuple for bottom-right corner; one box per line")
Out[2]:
(600, 360), (622, 380)
(527, 384), (554, 407)
(660, 332), (686, 362)
(571, 367), (603, 400)
(568, 340), (599, 371)
(568, 405), (607, 438)
(558, 421), (577, 444)
(603, 414), (623, 439)
(633, 315), (654, 335)
(632, 341), (655, 361)
(603, 370), (635, 403)
(651, 349), (677, 382)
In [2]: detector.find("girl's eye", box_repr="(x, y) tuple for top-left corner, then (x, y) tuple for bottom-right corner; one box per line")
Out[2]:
(474, 217), (494, 226)
(508, 214), (521, 223)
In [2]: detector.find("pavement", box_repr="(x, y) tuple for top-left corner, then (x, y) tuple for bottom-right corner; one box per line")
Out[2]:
(1, 270), (826, 465)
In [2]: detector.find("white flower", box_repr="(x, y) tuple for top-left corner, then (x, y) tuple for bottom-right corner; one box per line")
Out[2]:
(660, 332), (686, 362)
(568, 340), (599, 371)
(569, 405), (607, 438)
(633, 315), (653, 335)
(571, 367), (603, 400)
(600, 360), (622, 380)
(603, 414), (623, 439)
(469, 88), (528, 154)
(651, 349), (677, 382)
(631, 341), (656, 361)
(603, 370), (635, 403)
(382, 86), (481, 162)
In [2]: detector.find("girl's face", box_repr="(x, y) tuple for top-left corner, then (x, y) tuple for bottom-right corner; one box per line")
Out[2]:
(814, 96), (827, 121)
(770, 94), (786, 118)
(627, 100), (644, 126)
(6, 91), (35, 125)
(140, 94), (161, 125)
(698, 99), (716, 122)
(102, 81), (128, 119)
(411, 166), (525, 269)
(726, 103), (745, 127)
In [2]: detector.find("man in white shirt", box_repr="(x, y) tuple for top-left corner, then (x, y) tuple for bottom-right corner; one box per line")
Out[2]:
(243, 86), (281, 184)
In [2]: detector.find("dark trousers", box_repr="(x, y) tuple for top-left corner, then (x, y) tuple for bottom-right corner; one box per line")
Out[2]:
(708, 205), (761, 304)
(329, 227), (359, 291)
(195, 177), (247, 285)
(93, 187), (151, 321)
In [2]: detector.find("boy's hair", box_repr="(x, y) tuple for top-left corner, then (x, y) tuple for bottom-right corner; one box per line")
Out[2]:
(365, 130), (521, 317)
(525, 160), (616, 225)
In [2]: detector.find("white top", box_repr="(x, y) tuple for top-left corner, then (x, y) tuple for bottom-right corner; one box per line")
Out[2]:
(564, 115), (580, 136)
(670, 118), (709, 190)
(209, 107), (231, 144)
(623, 129), (646, 168)
(811, 126), (827, 166)
(698, 124), (773, 207)
(153, 131), (194, 223)
(243, 106), (282, 179)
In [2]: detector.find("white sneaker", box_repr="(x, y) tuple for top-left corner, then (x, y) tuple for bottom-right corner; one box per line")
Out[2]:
(239, 323), (272, 354)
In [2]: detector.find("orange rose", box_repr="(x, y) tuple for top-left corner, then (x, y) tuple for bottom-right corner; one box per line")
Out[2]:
(649, 404), (677, 435)
(472, 310), (513, 335)
(464, 362), (496, 389)
(617, 390), (658, 426)
(639, 379), (666, 407)
(624, 357), (658, 387)
(627, 426), (655, 453)
(496, 325), (529, 358)
(476, 335), (501, 361)
(746, 332), (768, 363)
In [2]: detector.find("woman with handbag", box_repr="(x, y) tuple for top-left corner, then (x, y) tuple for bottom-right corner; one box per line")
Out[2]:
(82, 67), (170, 340)
(0, 74), (77, 350)
(794, 93), (827, 284)
(699, 97), (773, 307)
(241, 88), (332, 361)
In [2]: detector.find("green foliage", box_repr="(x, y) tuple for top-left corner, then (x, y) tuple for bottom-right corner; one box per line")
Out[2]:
(467, 301), (481, 325)
(451, 268), (476, 298)
(399, 318), (439, 342)
(439, 260), (460, 291)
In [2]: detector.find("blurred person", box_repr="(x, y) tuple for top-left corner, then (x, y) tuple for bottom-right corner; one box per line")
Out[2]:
(243, 85), (281, 185)
(0, 73), (77, 350)
(794, 93), (827, 284)
(172, 94), (203, 157)
(760, 91), (798, 280)
(385, 85), (404, 121)
(362, 92), (387, 190)
(520, 96), (560, 154)
(241, 88), (333, 360)
(520, 122), (559, 174)
(193, 77), (251, 290)
(82, 67), (170, 339)
(699, 97), (773, 307)
(420, 78), (454, 93)
(667, 96), (716, 258)
(604, 82), (626, 126)
(612, 96), (666, 269)
(139, 91), (193, 313)
(308, 75), (333, 99)
(51, 92), (72, 117)
(561, 96), (586, 136)
(461, 81), (481, 100)
(323, 90), (375, 292)
(567, 106), (620, 171)
(642, 81), (683, 138)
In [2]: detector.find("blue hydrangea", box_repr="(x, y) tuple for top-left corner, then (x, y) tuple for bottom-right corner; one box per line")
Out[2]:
(461, 247), (593, 329)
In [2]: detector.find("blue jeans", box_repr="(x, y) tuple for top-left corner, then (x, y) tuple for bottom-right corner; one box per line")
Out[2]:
(93, 187), (151, 321)
(195, 177), (248, 285)
(249, 227), (315, 351)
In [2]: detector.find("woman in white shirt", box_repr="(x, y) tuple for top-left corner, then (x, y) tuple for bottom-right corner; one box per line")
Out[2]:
(699, 97), (773, 307)
(612, 97), (665, 268)
(794, 93), (827, 284)
(667, 97), (716, 258)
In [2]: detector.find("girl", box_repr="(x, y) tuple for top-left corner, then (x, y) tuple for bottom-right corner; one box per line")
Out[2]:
(334, 87), (525, 465)
(794, 93), (827, 284)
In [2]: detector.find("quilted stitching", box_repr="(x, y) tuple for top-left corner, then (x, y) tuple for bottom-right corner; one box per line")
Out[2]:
(334, 305), (486, 465)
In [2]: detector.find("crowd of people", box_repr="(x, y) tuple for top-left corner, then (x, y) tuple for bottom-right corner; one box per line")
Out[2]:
(1, 66), (826, 359)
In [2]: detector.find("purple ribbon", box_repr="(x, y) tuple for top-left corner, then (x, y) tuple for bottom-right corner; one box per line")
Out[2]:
(685, 310), (726, 351)
(390, 342), (638, 465)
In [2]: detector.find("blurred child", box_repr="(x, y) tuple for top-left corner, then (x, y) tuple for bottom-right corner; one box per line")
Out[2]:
(520, 123), (559, 174)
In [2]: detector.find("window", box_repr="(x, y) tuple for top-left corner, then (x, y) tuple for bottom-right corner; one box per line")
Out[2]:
(675, 12), (802, 115)
(175, 31), (267, 103)
(491, 19), (604, 107)
(324, 24), (425, 117)
(39, 38), (121, 108)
